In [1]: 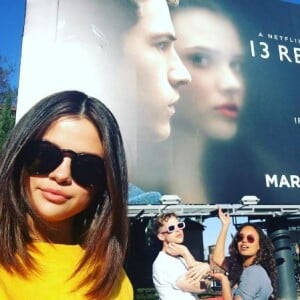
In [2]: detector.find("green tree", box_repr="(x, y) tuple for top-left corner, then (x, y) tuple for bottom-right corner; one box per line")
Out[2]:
(0, 92), (15, 146)
(0, 54), (16, 147)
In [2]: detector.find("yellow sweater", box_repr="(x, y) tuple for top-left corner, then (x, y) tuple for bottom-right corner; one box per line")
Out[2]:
(0, 242), (133, 300)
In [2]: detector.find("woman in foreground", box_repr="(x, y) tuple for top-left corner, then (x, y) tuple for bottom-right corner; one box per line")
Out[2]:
(0, 91), (133, 299)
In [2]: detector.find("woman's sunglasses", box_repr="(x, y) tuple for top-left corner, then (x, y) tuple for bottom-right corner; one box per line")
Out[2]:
(236, 233), (255, 243)
(23, 140), (106, 189)
(160, 222), (185, 234)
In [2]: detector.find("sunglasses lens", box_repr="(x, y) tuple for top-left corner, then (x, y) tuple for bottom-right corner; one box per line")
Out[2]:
(178, 222), (185, 229)
(168, 225), (175, 233)
(24, 141), (106, 189)
(247, 235), (255, 243)
(237, 234), (243, 242)
(72, 154), (105, 188)
(237, 234), (255, 243)
(24, 141), (62, 175)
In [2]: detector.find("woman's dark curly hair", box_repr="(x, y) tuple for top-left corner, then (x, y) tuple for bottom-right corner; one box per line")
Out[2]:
(227, 223), (277, 297)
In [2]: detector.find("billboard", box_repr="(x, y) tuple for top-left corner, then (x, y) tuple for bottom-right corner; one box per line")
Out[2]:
(18, 0), (300, 205)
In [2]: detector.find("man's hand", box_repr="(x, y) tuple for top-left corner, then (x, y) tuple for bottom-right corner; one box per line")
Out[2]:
(176, 262), (211, 293)
(166, 242), (188, 257)
(186, 262), (210, 283)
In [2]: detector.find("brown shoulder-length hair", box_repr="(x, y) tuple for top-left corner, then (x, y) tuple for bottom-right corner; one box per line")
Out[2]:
(0, 90), (129, 299)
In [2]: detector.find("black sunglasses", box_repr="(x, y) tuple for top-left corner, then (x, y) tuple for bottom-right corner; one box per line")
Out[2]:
(237, 233), (255, 243)
(23, 140), (106, 189)
(160, 221), (185, 234)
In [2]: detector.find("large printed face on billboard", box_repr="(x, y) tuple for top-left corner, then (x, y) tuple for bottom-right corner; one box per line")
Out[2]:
(166, 3), (246, 203)
(18, 0), (300, 205)
(172, 7), (245, 140)
(122, 0), (191, 142)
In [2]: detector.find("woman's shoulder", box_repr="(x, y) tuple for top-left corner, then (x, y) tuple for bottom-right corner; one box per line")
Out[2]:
(243, 264), (269, 278)
(240, 265), (272, 289)
(237, 264), (273, 299)
(247, 264), (266, 271)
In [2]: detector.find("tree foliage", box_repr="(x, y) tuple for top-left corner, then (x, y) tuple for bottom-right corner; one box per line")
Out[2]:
(0, 56), (15, 101)
(0, 54), (16, 147)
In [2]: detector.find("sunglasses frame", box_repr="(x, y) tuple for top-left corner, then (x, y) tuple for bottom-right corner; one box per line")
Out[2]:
(23, 140), (106, 189)
(160, 221), (185, 234)
(236, 233), (255, 243)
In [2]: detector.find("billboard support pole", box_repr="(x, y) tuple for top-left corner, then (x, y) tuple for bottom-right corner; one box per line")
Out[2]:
(267, 217), (297, 299)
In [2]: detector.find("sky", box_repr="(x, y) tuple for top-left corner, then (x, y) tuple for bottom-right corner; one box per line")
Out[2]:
(0, 0), (26, 89)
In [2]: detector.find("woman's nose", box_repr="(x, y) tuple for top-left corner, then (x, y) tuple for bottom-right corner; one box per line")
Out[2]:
(217, 63), (243, 93)
(48, 158), (72, 185)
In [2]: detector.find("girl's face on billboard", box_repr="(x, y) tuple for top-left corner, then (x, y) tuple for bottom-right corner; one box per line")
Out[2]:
(173, 8), (245, 140)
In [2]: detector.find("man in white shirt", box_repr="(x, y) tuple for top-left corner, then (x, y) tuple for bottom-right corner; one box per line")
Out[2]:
(152, 212), (210, 300)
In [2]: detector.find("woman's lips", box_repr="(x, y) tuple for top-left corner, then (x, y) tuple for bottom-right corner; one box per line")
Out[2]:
(40, 188), (69, 204)
(239, 245), (250, 252)
(214, 104), (239, 118)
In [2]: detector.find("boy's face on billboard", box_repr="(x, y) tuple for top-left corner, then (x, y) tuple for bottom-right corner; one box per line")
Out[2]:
(123, 0), (191, 142)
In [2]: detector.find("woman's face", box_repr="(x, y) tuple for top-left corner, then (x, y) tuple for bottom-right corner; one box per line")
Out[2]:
(237, 226), (260, 260)
(25, 117), (104, 224)
(172, 8), (245, 140)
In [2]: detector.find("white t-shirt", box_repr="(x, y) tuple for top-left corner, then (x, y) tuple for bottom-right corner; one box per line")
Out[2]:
(152, 251), (198, 300)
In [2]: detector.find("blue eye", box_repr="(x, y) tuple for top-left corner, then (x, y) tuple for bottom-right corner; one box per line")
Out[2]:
(189, 53), (210, 67)
(156, 41), (170, 51)
(230, 59), (243, 73)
